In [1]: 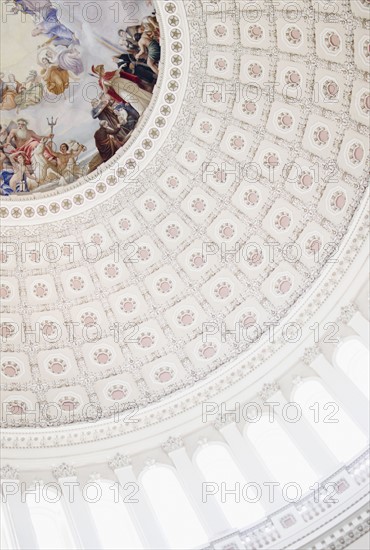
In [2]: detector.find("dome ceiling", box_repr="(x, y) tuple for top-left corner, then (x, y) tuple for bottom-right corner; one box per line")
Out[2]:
(0, 0), (369, 427)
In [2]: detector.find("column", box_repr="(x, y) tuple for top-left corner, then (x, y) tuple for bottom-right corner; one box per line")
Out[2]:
(311, 352), (369, 435)
(348, 311), (370, 348)
(109, 454), (169, 550)
(335, 315), (369, 352)
(216, 419), (285, 511)
(337, 321), (359, 341)
(355, 286), (369, 321)
(0, 466), (39, 550)
(53, 463), (103, 550)
(162, 436), (231, 539)
(271, 386), (341, 476)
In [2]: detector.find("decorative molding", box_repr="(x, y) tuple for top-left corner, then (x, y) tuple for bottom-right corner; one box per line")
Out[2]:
(214, 412), (237, 430)
(0, 465), (19, 481)
(201, 451), (370, 550)
(338, 302), (359, 324)
(316, 517), (369, 550)
(258, 382), (280, 402)
(161, 436), (184, 453)
(144, 458), (156, 468)
(302, 345), (321, 366)
(108, 453), (132, 471)
(292, 375), (305, 387)
(88, 472), (102, 481)
(52, 463), (76, 480)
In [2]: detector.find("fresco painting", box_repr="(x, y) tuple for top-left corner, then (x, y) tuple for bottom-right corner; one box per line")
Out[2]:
(0, 0), (160, 195)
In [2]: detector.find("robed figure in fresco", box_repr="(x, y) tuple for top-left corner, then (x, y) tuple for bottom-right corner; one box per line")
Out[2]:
(0, 74), (23, 110)
(15, 71), (44, 110)
(94, 120), (122, 163)
(4, 118), (53, 165)
(91, 96), (139, 140)
(92, 65), (152, 116)
(31, 7), (79, 48)
(112, 54), (156, 93)
(40, 57), (69, 95)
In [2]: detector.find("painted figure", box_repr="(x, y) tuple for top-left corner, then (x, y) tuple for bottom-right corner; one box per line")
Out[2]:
(141, 15), (160, 41)
(15, 71), (44, 110)
(32, 7), (79, 48)
(0, 75), (22, 111)
(134, 32), (160, 75)
(0, 74), (6, 104)
(112, 54), (156, 92)
(91, 97), (122, 130)
(30, 138), (64, 185)
(52, 141), (86, 183)
(57, 46), (83, 76)
(114, 103), (140, 132)
(92, 64), (152, 116)
(0, 150), (38, 194)
(12, 0), (52, 16)
(94, 120), (122, 163)
(5, 118), (53, 165)
(40, 57), (69, 95)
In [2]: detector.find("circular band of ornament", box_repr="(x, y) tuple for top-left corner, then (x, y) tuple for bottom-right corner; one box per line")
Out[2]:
(0, 1), (189, 224)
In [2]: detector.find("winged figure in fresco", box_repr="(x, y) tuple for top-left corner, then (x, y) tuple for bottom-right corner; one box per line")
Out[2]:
(32, 7), (79, 48)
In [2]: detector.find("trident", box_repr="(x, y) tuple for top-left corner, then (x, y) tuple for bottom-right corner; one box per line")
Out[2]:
(46, 116), (58, 150)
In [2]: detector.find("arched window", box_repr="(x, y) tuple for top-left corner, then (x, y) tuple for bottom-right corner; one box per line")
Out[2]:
(27, 484), (76, 550)
(195, 443), (265, 529)
(88, 480), (143, 550)
(141, 464), (207, 549)
(246, 415), (317, 494)
(0, 503), (13, 550)
(293, 379), (367, 462)
(335, 338), (369, 398)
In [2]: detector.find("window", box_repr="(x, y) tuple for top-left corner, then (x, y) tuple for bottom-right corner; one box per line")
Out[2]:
(293, 379), (367, 462)
(335, 338), (369, 398)
(141, 465), (207, 549)
(88, 480), (143, 550)
(0, 503), (13, 550)
(247, 415), (317, 493)
(27, 484), (76, 550)
(195, 443), (265, 529)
